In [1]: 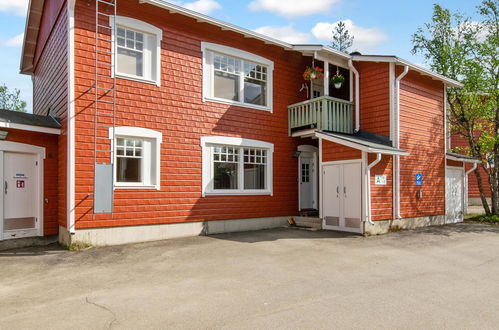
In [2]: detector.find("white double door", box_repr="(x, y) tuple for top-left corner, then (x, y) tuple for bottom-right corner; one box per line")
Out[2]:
(323, 161), (363, 233)
(446, 167), (464, 224)
(1, 151), (40, 240)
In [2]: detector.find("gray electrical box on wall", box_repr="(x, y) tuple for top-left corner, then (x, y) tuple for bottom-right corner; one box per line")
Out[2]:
(94, 164), (113, 213)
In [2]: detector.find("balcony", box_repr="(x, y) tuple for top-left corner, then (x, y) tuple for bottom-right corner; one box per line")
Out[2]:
(288, 96), (354, 136)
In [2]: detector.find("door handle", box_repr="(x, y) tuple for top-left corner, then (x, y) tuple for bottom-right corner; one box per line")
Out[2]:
(336, 186), (339, 197)
(4, 181), (7, 195)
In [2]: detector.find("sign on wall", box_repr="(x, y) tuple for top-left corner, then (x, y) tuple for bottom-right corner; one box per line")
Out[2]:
(16, 180), (25, 188)
(374, 174), (387, 185)
(415, 173), (423, 186)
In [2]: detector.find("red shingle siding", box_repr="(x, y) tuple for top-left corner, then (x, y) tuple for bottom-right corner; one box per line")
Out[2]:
(32, 1), (68, 229)
(399, 70), (445, 218)
(3, 129), (59, 235)
(73, 0), (305, 228)
(356, 62), (391, 137)
(322, 140), (362, 162)
(369, 154), (393, 221)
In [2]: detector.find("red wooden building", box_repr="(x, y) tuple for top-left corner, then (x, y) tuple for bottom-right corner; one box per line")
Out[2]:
(0, 0), (473, 246)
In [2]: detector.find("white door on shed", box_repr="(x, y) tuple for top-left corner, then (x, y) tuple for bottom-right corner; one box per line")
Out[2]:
(2, 152), (39, 239)
(446, 167), (464, 224)
(323, 161), (363, 234)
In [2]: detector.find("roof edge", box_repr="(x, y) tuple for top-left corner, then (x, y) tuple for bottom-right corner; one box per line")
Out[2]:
(20, 0), (45, 75)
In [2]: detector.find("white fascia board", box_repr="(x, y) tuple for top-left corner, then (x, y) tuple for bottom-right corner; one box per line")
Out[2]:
(315, 132), (409, 156)
(351, 55), (463, 88)
(138, 0), (293, 50)
(0, 122), (60, 135)
(446, 154), (480, 164)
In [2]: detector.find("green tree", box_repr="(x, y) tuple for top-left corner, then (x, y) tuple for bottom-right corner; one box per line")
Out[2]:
(0, 84), (27, 112)
(331, 21), (354, 53)
(412, 1), (499, 215)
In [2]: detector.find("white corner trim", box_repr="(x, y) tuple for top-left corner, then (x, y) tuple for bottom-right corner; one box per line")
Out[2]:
(200, 136), (273, 151)
(0, 141), (46, 158)
(109, 126), (163, 141)
(67, 0), (76, 234)
(201, 42), (274, 112)
(200, 136), (274, 197)
(0, 122), (60, 135)
(111, 16), (163, 87)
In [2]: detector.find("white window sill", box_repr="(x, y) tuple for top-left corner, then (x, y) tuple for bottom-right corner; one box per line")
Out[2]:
(204, 190), (272, 196)
(115, 73), (160, 87)
(114, 184), (160, 190)
(203, 96), (272, 112)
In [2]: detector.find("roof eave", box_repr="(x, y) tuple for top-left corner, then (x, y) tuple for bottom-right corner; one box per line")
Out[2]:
(316, 132), (409, 156)
(20, 0), (45, 75)
(351, 55), (463, 88)
(446, 154), (480, 164)
(139, 0), (294, 50)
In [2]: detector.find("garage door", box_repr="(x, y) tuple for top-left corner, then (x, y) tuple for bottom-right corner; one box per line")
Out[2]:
(446, 167), (464, 224)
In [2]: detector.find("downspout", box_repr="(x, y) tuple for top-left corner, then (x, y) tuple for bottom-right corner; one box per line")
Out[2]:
(67, 0), (76, 234)
(348, 59), (360, 132)
(394, 65), (409, 219)
(464, 162), (478, 214)
(366, 153), (382, 225)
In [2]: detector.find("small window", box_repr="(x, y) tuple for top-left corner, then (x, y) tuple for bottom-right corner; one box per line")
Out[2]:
(201, 136), (273, 196)
(116, 137), (143, 183)
(202, 43), (273, 112)
(113, 17), (162, 86)
(111, 127), (162, 190)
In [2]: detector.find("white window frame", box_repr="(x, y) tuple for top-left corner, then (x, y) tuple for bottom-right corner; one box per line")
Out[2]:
(201, 136), (274, 196)
(109, 127), (162, 190)
(201, 42), (274, 112)
(111, 16), (163, 86)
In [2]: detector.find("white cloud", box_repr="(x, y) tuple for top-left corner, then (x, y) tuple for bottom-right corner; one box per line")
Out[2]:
(0, 0), (29, 16)
(254, 25), (310, 44)
(3, 33), (24, 47)
(248, 0), (341, 18)
(172, 0), (221, 15)
(312, 19), (388, 53)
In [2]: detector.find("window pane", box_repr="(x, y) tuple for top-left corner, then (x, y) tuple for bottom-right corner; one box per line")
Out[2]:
(214, 71), (239, 101)
(117, 27), (125, 37)
(117, 48), (143, 77)
(117, 157), (141, 183)
(214, 163), (238, 190)
(244, 164), (266, 189)
(244, 78), (266, 106)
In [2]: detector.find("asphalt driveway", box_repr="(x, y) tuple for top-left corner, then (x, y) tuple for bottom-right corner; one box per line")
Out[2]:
(1, 223), (499, 329)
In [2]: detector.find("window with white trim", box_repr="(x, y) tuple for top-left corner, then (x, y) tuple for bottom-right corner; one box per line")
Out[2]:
(202, 42), (274, 112)
(201, 136), (273, 195)
(113, 17), (162, 86)
(111, 127), (162, 189)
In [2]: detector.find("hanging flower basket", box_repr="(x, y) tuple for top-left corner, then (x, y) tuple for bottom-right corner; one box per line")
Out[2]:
(331, 74), (345, 89)
(303, 66), (324, 81)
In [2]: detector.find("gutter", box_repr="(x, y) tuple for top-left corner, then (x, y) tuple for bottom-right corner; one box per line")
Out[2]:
(348, 59), (360, 132)
(394, 65), (409, 219)
(464, 162), (478, 214)
(366, 153), (382, 225)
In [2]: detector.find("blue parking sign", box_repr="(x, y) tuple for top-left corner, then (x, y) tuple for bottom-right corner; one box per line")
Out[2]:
(415, 173), (423, 186)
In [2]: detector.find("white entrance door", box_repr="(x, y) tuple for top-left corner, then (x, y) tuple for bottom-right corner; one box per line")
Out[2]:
(2, 152), (40, 239)
(300, 154), (315, 209)
(323, 162), (363, 233)
(446, 167), (464, 224)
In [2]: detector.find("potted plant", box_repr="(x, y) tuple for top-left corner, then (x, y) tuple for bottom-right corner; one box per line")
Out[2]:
(303, 66), (324, 81)
(331, 74), (345, 89)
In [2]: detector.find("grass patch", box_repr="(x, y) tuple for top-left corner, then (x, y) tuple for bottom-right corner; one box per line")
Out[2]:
(388, 224), (404, 233)
(465, 214), (499, 225)
(67, 241), (94, 251)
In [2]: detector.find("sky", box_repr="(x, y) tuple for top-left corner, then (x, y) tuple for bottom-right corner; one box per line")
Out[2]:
(0, 0), (484, 113)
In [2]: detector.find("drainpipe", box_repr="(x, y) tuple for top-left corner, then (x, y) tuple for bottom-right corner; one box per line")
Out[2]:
(394, 65), (409, 219)
(464, 162), (478, 214)
(366, 153), (382, 225)
(348, 59), (360, 132)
